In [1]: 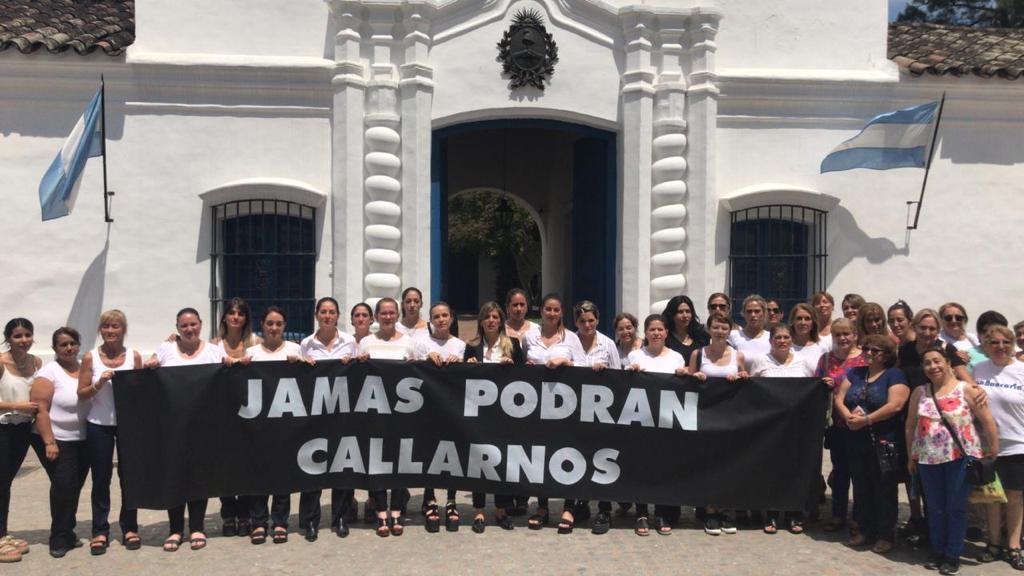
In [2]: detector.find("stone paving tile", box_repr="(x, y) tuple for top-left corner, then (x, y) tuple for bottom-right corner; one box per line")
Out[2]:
(6, 454), (1019, 575)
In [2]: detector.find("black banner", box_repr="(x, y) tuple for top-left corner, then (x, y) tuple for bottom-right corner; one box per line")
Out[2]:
(113, 361), (829, 511)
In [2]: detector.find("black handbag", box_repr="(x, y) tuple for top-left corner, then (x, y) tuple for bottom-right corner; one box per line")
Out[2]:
(928, 383), (996, 486)
(858, 374), (901, 475)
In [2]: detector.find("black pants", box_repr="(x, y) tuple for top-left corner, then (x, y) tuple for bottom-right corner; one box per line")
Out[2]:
(471, 493), (512, 509)
(219, 495), (250, 522)
(0, 422), (31, 537)
(298, 488), (353, 529)
(30, 435), (89, 550)
(423, 488), (457, 504)
(85, 422), (138, 537)
(370, 489), (409, 514)
(848, 432), (898, 541)
(249, 494), (290, 529)
(168, 499), (208, 535)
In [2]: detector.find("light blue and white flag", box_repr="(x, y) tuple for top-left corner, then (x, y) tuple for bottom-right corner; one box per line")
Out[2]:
(38, 86), (104, 221)
(820, 100), (940, 173)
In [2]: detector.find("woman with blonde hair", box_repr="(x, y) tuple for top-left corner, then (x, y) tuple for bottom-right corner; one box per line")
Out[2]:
(938, 302), (979, 360)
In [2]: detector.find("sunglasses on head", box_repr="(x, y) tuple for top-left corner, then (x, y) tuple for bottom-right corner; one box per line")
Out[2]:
(943, 314), (965, 322)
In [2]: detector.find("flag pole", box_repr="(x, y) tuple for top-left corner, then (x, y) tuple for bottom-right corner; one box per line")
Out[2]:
(906, 92), (946, 230)
(101, 75), (113, 223)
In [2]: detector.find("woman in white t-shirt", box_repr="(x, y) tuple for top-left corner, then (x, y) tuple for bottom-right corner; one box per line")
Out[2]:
(350, 302), (374, 345)
(244, 307), (303, 546)
(614, 313), (643, 368)
(397, 287), (431, 342)
(144, 308), (226, 552)
(973, 325), (1024, 568)
(627, 314), (688, 537)
(77, 309), (143, 555)
(360, 298), (414, 537)
(504, 288), (539, 343)
(728, 294), (771, 361)
(938, 302), (979, 362)
(29, 327), (88, 558)
(790, 303), (825, 373)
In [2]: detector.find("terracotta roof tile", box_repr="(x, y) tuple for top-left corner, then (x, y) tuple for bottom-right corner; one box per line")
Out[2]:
(888, 22), (1024, 80)
(0, 0), (133, 56)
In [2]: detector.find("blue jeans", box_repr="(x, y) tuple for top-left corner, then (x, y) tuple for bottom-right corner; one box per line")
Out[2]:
(86, 422), (138, 537)
(918, 458), (970, 560)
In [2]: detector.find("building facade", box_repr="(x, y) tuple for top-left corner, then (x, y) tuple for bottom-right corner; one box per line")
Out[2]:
(1, 0), (1022, 351)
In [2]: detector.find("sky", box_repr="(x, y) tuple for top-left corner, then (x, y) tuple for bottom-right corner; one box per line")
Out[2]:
(890, 0), (912, 21)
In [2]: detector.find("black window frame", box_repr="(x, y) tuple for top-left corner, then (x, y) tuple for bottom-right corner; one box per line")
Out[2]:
(728, 204), (827, 321)
(209, 199), (317, 342)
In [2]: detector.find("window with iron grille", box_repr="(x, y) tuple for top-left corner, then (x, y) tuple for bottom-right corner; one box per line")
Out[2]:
(210, 200), (316, 341)
(729, 205), (827, 320)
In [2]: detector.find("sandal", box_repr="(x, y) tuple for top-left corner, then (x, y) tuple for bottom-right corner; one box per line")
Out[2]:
(163, 535), (182, 553)
(90, 535), (109, 556)
(189, 533), (207, 551)
(389, 515), (404, 537)
(445, 502), (460, 532)
(424, 503), (441, 533)
(978, 543), (1002, 563)
(236, 518), (252, 537)
(0, 536), (27, 555)
(788, 519), (805, 534)
(557, 511), (575, 535)
(635, 516), (650, 537)
(763, 519), (778, 535)
(654, 516), (672, 536)
(123, 532), (142, 551)
(375, 517), (390, 538)
(497, 513), (515, 531)
(0, 543), (21, 563)
(1007, 548), (1024, 570)
(250, 527), (267, 545)
(472, 514), (486, 534)
(272, 527), (288, 544)
(528, 510), (549, 530)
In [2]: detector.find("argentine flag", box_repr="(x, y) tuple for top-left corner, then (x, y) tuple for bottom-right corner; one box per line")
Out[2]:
(38, 85), (104, 221)
(820, 101), (940, 173)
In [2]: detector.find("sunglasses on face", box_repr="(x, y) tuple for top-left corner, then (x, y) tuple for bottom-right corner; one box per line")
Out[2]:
(943, 315), (965, 322)
(709, 304), (728, 310)
(988, 340), (1013, 348)
(767, 308), (781, 314)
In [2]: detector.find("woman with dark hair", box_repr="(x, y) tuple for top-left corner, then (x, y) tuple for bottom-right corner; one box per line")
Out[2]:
(298, 297), (357, 541)
(812, 291), (836, 350)
(857, 303), (891, 345)
(614, 313), (642, 367)
(521, 294), (582, 530)
(29, 327), (90, 559)
(0, 318), (41, 562)
(887, 300), (915, 345)
(245, 306), (303, 545)
(766, 298), (784, 330)
(78, 309), (143, 555)
(144, 308), (227, 552)
(973, 325), (1024, 568)
(967, 310), (1009, 370)
(834, 334), (909, 554)
(842, 294), (866, 326)
(707, 292), (732, 321)
(816, 318), (867, 533)
(464, 302), (522, 533)
(628, 314), (689, 537)
(398, 287), (430, 341)
(661, 295), (708, 369)
(505, 288), (539, 342)
(350, 302), (373, 344)
(1015, 320), (1024, 362)
(907, 348), (998, 575)
(360, 298), (416, 537)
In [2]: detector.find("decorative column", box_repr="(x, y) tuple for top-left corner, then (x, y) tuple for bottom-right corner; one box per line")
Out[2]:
(399, 3), (436, 304)
(681, 15), (720, 305)
(619, 9), (657, 318)
(363, 6), (403, 308)
(328, 0), (368, 321)
(649, 24), (688, 313)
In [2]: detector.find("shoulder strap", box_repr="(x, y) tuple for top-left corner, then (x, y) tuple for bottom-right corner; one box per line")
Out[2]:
(929, 383), (968, 457)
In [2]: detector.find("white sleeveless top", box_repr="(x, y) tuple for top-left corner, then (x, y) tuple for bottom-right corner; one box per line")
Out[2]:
(86, 347), (136, 426)
(0, 364), (35, 424)
(699, 346), (740, 378)
(34, 361), (86, 441)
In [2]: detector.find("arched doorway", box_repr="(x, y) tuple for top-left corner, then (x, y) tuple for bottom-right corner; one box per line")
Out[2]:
(431, 119), (617, 331)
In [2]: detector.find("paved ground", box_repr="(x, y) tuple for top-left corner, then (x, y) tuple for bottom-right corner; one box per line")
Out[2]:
(6, 452), (1021, 575)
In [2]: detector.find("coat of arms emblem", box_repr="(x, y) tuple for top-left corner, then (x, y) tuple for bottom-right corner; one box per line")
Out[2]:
(497, 9), (559, 90)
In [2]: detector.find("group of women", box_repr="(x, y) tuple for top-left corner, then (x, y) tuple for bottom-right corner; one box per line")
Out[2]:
(1, 288), (1023, 573)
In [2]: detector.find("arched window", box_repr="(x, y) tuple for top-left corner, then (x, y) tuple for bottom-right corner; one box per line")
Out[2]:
(210, 200), (316, 340)
(729, 205), (827, 317)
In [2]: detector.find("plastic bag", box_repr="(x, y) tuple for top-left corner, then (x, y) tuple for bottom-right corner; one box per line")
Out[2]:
(969, 473), (1008, 505)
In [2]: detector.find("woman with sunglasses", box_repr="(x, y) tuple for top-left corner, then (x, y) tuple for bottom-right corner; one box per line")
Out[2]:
(706, 293), (733, 324)
(834, 335), (909, 554)
(972, 325), (1024, 568)
(938, 303), (978, 364)
(766, 299), (784, 330)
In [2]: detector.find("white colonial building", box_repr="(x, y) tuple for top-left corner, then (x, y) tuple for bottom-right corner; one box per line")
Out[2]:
(0, 0), (1021, 351)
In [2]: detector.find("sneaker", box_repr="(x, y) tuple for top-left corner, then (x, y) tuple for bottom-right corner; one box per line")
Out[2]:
(591, 511), (611, 535)
(923, 553), (945, 571)
(704, 517), (722, 536)
(720, 517), (737, 535)
(938, 559), (960, 575)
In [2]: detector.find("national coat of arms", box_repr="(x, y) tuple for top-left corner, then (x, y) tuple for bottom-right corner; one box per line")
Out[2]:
(497, 9), (559, 90)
